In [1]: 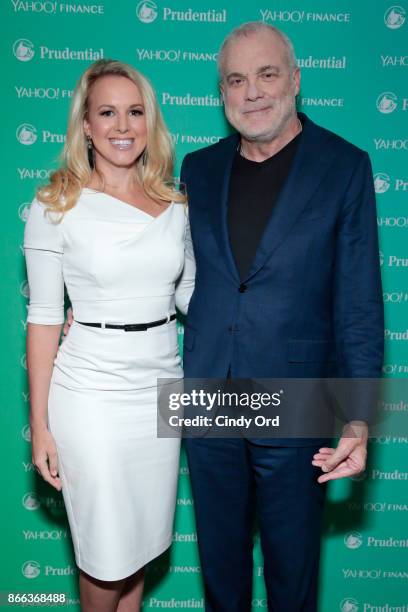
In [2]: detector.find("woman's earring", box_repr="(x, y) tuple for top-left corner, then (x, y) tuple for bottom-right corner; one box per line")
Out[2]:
(86, 135), (94, 169)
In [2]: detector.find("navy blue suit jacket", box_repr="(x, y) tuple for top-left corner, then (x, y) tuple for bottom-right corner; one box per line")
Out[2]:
(180, 113), (384, 439)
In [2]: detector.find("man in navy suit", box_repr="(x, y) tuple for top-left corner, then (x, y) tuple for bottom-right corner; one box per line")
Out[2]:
(180, 22), (383, 611)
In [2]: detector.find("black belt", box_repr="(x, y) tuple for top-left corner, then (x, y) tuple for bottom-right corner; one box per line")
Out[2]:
(76, 313), (176, 332)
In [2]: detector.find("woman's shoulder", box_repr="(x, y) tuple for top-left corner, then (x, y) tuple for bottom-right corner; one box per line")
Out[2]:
(167, 200), (188, 226)
(26, 197), (63, 225)
(24, 198), (64, 251)
(171, 200), (188, 216)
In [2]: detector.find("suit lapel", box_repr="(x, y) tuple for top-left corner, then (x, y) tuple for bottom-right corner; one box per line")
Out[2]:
(244, 116), (336, 281)
(206, 133), (240, 282)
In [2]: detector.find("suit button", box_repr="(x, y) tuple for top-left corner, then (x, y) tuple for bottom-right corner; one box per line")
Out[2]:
(238, 283), (247, 293)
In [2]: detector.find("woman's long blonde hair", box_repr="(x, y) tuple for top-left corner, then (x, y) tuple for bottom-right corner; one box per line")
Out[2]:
(37, 59), (185, 213)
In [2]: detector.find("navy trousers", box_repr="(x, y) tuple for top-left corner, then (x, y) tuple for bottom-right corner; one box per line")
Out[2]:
(185, 438), (327, 612)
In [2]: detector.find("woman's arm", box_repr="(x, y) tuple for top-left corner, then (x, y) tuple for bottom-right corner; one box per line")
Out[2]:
(27, 323), (62, 490)
(175, 216), (196, 315)
(24, 200), (65, 491)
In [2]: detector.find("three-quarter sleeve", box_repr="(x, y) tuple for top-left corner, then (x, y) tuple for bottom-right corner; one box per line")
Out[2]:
(175, 216), (196, 315)
(24, 199), (65, 325)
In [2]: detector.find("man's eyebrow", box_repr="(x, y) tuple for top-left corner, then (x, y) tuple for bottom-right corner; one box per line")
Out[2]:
(225, 65), (281, 80)
(257, 64), (280, 73)
(225, 71), (246, 80)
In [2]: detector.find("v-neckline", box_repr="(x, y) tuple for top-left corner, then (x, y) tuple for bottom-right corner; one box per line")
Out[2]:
(83, 188), (173, 220)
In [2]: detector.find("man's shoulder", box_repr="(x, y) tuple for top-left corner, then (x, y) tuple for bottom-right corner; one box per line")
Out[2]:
(307, 115), (368, 165)
(182, 133), (238, 166)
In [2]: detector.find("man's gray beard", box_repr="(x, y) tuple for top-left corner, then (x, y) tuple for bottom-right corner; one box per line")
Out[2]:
(231, 95), (297, 144)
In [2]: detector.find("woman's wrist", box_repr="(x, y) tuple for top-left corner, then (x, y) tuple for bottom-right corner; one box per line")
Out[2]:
(29, 417), (49, 432)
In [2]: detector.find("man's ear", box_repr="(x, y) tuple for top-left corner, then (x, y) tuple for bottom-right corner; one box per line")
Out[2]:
(293, 68), (301, 96)
(219, 82), (225, 103)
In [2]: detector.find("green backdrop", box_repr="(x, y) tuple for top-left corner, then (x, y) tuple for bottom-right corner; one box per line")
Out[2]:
(1, 0), (407, 610)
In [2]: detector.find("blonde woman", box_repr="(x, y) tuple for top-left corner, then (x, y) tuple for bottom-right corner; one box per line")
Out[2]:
(24, 60), (195, 611)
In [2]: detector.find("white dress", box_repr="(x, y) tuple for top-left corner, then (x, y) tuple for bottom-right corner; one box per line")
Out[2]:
(24, 189), (195, 581)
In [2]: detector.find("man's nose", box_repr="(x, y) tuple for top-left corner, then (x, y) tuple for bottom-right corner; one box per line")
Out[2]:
(245, 78), (264, 101)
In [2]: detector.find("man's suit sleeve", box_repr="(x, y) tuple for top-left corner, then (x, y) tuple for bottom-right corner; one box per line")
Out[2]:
(180, 153), (191, 195)
(333, 152), (384, 422)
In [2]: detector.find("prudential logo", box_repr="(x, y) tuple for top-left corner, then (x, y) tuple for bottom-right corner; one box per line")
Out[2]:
(13, 39), (35, 62)
(22, 561), (40, 579)
(376, 92), (398, 114)
(344, 531), (363, 549)
(136, 0), (158, 23)
(22, 492), (41, 511)
(340, 599), (359, 612)
(16, 124), (37, 145)
(384, 6), (406, 29)
(374, 172), (391, 193)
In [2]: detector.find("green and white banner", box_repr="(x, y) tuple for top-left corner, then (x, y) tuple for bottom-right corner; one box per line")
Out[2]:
(1, 0), (407, 610)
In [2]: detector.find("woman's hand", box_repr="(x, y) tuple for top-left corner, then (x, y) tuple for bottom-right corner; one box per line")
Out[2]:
(63, 307), (74, 338)
(31, 426), (62, 491)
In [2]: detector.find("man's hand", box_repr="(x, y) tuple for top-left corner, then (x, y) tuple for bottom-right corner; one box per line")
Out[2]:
(312, 421), (368, 484)
(63, 307), (74, 338)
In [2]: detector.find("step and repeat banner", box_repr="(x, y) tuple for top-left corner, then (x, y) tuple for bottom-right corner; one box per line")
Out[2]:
(1, 0), (407, 610)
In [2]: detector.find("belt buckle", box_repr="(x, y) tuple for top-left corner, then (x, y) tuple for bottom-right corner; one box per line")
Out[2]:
(124, 323), (146, 332)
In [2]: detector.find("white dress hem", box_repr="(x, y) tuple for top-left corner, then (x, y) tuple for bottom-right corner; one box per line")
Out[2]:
(76, 535), (173, 581)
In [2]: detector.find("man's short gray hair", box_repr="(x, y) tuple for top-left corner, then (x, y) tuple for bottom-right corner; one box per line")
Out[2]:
(217, 21), (297, 80)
